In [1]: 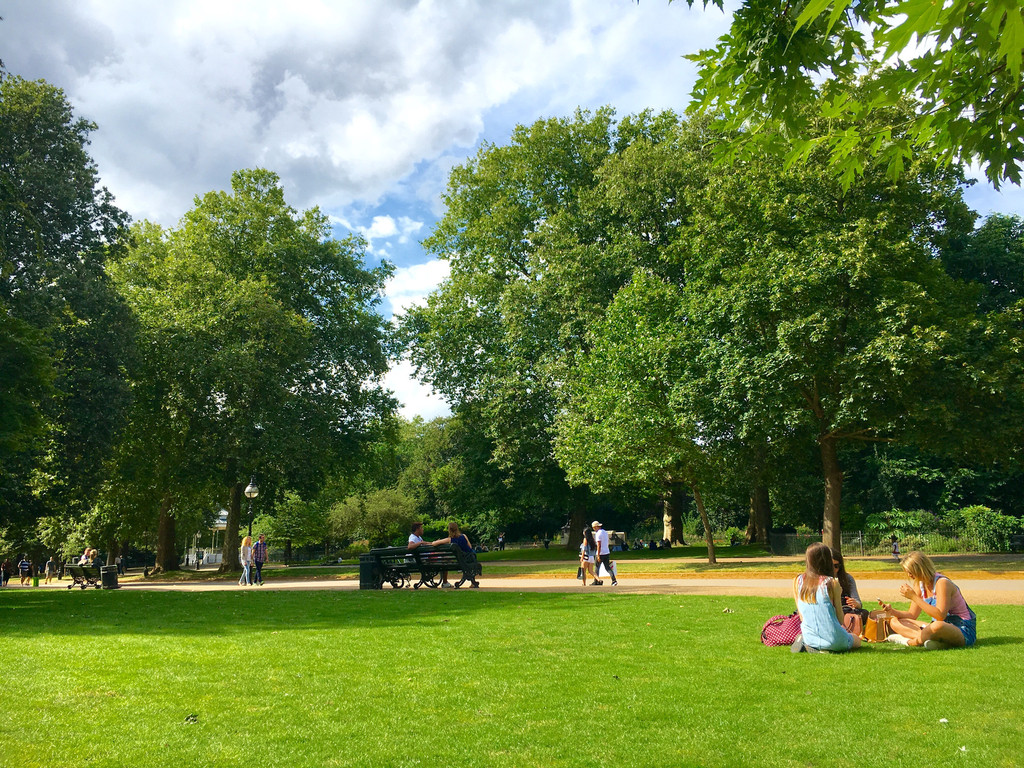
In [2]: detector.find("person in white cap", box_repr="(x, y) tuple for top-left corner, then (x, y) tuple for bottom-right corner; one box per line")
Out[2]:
(591, 521), (617, 586)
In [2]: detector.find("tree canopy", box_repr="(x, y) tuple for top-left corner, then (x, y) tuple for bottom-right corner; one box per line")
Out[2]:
(682, 0), (1024, 188)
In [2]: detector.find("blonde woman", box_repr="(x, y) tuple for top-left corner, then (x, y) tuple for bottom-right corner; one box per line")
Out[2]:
(239, 535), (253, 586)
(883, 551), (976, 649)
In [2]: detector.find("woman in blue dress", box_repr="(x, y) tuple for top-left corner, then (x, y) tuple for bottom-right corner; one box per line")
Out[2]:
(791, 542), (862, 653)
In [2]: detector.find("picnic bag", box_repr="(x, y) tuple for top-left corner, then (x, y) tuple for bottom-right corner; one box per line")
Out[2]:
(863, 610), (891, 642)
(761, 612), (802, 646)
(842, 612), (863, 637)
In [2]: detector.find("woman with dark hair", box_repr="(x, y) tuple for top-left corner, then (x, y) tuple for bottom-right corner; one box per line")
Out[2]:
(829, 547), (868, 631)
(579, 527), (598, 586)
(791, 543), (862, 653)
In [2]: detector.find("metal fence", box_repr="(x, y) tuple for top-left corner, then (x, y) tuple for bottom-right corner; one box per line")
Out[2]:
(770, 528), (1022, 556)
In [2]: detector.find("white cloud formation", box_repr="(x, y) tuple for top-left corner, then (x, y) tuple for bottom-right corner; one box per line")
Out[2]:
(1, 0), (733, 227)
(382, 258), (453, 420)
(384, 258), (451, 317)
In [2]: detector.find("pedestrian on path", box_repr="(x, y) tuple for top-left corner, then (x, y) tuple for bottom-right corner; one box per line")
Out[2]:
(252, 533), (268, 585)
(17, 554), (32, 586)
(239, 535), (253, 586)
(592, 521), (617, 586)
(44, 557), (57, 584)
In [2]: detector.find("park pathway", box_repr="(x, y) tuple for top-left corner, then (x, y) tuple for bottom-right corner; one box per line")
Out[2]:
(34, 573), (1024, 604)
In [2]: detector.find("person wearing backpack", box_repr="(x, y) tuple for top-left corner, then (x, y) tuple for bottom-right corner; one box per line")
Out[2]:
(790, 543), (861, 653)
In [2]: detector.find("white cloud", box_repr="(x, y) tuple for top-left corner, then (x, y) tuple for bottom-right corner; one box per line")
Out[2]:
(381, 257), (452, 419)
(383, 359), (451, 422)
(1, 0), (736, 229)
(384, 259), (451, 317)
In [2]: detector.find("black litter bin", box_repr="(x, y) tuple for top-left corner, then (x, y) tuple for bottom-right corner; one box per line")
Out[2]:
(100, 565), (119, 589)
(358, 554), (380, 590)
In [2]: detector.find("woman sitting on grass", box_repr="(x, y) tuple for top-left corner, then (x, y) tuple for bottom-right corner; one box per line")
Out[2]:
(791, 542), (861, 653)
(883, 551), (976, 649)
(829, 547), (868, 631)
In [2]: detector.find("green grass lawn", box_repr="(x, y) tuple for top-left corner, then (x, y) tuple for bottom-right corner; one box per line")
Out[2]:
(2, 589), (1022, 767)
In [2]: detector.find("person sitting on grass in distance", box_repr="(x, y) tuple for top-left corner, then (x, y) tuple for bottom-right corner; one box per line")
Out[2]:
(431, 521), (480, 588)
(791, 542), (861, 653)
(882, 551), (977, 650)
(829, 547), (868, 631)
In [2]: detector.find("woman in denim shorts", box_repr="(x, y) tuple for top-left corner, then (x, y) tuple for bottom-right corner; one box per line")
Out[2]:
(884, 551), (977, 649)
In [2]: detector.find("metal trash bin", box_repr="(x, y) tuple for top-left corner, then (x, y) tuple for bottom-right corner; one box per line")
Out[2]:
(100, 565), (119, 589)
(358, 554), (380, 590)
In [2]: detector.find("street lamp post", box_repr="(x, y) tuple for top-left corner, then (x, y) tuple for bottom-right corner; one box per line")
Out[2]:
(244, 476), (259, 537)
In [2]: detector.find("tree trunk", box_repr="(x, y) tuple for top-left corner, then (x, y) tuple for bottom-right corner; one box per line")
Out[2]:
(153, 494), (178, 573)
(106, 540), (120, 566)
(220, 482), (243, 573)
(820, 435), (842, 552)
(284, 538), (293, 564)
(744, 503), (757, 544)
(691, 484), (717, 565)
(662, 482), (686, 544)
(564, 498), (587, 551)
(748, 483), (772, 543)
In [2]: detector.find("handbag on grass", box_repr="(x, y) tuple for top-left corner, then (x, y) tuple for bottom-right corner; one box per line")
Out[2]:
(842, 612), (863, 637)
(761, 612), (801, 646)
(863, 610), (891, 642)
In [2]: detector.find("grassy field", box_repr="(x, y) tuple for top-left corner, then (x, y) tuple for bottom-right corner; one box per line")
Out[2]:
(2, 589), (1022, 767)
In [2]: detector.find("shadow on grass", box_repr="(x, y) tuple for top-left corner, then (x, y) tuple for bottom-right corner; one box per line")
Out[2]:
(0, 587), (653, 637)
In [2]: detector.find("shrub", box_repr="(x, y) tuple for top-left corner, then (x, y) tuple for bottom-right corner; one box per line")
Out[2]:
(942, 506), (1022, 552)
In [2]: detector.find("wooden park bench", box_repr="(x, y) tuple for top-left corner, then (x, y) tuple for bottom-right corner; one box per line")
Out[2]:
(64, 563), (102, 589)
(361, 544), (482, 590)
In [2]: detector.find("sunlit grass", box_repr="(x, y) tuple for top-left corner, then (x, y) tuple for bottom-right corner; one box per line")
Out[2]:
(2, 589), (1022, 768)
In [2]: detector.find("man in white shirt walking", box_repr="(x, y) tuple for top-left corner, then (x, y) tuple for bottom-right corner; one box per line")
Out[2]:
(592, 520), (617, 586)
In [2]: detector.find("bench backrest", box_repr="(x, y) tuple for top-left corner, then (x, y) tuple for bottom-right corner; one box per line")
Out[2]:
(367, 544), (473, 569)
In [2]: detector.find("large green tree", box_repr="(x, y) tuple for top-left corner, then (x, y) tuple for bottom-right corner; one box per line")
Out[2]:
(672, 142), (989, 550)
(403, 108), (697, 547)
(682, 0), (1024, 188)
(0, 75), (134, 549)
(555, 272), (719, 562)
(109, 170), (395, 572)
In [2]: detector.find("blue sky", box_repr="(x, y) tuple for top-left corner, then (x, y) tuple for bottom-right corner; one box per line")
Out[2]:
(4, 0), (1022, 419)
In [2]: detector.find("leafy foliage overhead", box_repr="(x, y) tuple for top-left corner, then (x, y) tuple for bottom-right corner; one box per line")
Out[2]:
(682, 0), (1024, 188)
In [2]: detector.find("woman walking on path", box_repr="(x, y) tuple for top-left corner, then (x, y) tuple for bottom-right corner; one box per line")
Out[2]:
(239, 535), (253, 586)
(883, 551), (977, 649)
(579, 527), (597, 586)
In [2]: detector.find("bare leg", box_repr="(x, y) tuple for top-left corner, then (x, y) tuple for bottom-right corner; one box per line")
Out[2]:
(914, 620), (966, 648)
(889, 617), (928, 643)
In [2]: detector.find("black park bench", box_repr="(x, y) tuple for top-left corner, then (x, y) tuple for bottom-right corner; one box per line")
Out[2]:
(360, 544), (482, 590)
(64, 563), (102, 589)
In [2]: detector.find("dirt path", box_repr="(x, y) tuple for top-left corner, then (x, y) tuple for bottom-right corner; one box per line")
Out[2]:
(36, 573), (1024, 604)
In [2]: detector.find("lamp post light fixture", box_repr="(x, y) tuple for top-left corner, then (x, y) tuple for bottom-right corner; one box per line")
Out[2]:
(244, 476), (259, 537)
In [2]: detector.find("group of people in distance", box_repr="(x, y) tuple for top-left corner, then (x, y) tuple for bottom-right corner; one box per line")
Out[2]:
(792, 542), (977, 653)
(237, 533), (268, 586)
(579, 521), (618, 587)
(408, 521), (481, 588)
